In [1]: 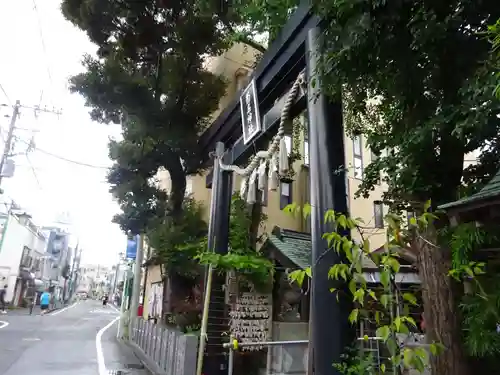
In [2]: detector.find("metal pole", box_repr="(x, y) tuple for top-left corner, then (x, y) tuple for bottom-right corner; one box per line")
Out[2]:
(112, 252), (123, 295)
(197, 142), (224, 375)
(117, 264), (132, 339)
(306, 27), (353, 375)
(130, 234), (144, 325)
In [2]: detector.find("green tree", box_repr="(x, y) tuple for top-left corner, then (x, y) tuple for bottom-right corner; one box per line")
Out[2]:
(314, 1), (500, 374)
(489, 18), (500, 98)
(61, 0), (227, 232)
(197, 0), (298, 51)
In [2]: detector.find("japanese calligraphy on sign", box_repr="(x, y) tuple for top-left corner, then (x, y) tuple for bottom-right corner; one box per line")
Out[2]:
(240, 79), (261, 144)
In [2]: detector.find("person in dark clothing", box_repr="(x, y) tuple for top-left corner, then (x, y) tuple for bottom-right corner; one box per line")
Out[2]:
(0, 285), (7, 314)
(102, 294), (108, 306)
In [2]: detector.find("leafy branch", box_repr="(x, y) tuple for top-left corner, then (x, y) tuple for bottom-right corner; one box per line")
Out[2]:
(196, 194), (273, 291)
(286, 202), (443, 374)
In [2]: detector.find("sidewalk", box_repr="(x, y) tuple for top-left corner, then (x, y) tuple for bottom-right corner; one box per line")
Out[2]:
(4, 302), (67, 315)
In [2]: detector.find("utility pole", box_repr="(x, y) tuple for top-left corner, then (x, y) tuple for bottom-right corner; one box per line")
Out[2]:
(112, 252), (124, 296)
(129, 234), (144, 325)
(0, 100), (62, 189)
(0, 100), (20, 188)
(67, 243), (80, 301)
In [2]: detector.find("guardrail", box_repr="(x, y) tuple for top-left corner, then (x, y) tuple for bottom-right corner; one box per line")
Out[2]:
(223, 335), (430, 375)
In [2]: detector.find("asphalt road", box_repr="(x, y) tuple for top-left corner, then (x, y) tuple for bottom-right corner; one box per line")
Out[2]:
(0, 300), (149, 375)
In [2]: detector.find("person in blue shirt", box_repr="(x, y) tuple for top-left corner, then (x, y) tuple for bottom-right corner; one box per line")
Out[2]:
(40, 290), (51, 315)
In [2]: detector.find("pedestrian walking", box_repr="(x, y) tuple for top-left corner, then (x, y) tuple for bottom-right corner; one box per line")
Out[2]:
(29, 293), (37, 315)
(0, 285), (7, 314)
(40, 289), (51, 315)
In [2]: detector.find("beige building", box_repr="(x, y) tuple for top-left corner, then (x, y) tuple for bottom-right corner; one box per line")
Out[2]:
(142, 43), (260, 320)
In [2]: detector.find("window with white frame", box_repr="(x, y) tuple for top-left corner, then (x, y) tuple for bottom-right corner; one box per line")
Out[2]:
(258, 186), (268, 206)
(406, 210), (415, 225)
(303, 111), (309, 165)
(185, 179), (193, 196)
(374, 201), (384, 229)
(280, 181), (292, 209)
(371, 148), (381, 184)
(353, 136), (363, 179)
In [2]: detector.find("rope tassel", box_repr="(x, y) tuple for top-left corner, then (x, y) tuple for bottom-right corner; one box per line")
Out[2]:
(258, 161), (267, 191)
(268, 155), (279, 191)
(279, 137), (289, 175)
(247, 169), (258, 205)
(240, 178), (248, 200)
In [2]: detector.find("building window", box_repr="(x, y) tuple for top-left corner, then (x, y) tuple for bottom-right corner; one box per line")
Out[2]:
(185, 179), (193, 196)
(346, 177), (350, 211)
(370, 148), (382, 184)
(303, 111), (309, 165)
(280, 182), (292, 209)
(258, 187), (268, 206)
(353, 136), (363, 179)
(374, 202), (384, 228)
(304, 140), (309, 165)
(407, 210), (415, 224)
(236, 70), (249, 91)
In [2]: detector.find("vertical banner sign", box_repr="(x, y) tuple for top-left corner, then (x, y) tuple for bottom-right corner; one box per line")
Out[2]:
(240, 79), (262, 144)
(126, 235), (138, 260)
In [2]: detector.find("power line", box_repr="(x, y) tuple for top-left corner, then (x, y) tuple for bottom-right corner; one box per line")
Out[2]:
(17, 138), (110, 169)
(25, 154), (42, 191)
(33, 147), (111, 170)
(0, 84), (12, 106)
(31, 0), (54, 105)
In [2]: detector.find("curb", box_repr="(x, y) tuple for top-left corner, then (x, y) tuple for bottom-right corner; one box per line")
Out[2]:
(116, 337), (158, 375)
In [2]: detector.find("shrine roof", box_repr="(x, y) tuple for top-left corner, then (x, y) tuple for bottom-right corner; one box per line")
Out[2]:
(439, 169), (500, 212)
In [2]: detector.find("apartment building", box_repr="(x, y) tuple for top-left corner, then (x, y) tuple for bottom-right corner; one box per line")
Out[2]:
(0, 212), (49, 306)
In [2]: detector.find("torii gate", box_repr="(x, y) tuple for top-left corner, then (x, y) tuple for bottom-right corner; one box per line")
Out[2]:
(198, 4), (352, 375)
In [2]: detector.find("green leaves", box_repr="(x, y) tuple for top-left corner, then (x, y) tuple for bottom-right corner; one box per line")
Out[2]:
(317, 0), (500, 213)
(198, 194), (272, 290)
(62, 0), (230, 234)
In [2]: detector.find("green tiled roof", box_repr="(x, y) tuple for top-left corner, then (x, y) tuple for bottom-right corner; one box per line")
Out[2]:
(439, 169), (500, 211)
(268, 233), (312, 269)
(266, 229), (377, 270)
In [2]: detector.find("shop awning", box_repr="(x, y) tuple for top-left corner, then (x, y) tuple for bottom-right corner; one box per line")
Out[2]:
(33, 279), (44, 290)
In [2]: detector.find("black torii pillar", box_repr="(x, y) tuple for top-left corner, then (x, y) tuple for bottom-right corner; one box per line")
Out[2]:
(306, 27), (353, 375)
(204, 142), (233, 375)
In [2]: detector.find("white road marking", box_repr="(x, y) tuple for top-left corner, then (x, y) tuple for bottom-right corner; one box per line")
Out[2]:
(50, 302), (79, 316)
(109, 304), (120, 313)
(96, 316), (120, 375)
(22, 337), (40, 341)
(0, 321), (8, 329)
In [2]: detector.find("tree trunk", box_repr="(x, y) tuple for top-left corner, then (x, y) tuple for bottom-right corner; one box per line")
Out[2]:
(416, 228), (470, 375)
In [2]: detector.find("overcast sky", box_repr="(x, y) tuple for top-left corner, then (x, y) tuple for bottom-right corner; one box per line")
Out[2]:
(0, 0), (126, 265)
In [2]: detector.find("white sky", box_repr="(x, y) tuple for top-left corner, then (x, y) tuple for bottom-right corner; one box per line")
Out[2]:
(0, 0), (126, 265)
